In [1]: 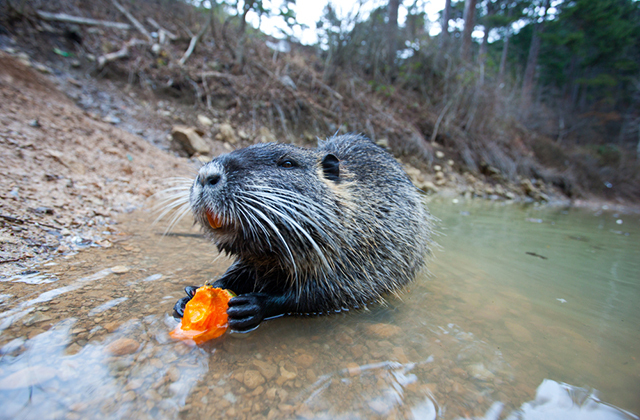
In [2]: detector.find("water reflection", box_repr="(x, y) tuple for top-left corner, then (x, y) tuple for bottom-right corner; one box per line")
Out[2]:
(474, 379), (639, 420)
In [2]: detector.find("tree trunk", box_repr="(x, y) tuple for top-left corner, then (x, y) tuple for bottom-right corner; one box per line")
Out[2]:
(439, 0), (452, 51)
(478, 26), (490, 85)
(521, 0), (550, 110)
(498, 30), (509, 85)
(461, 0), (477, 61)
(387, 0), (400, 77)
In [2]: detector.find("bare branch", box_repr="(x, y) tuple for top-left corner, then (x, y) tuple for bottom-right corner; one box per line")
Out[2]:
(97, 38), (147, 69)
(431, 101), (452, 144)
(110, 0), (153, 42)
(35, 10), (131, 30)
(179, 14), (212, 66)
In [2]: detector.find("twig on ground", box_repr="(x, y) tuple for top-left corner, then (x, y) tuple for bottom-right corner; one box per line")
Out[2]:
(0, 255), (34, 264)
(146, 17), (177, 41)
(35, 10), (131, 30)
(179, 13), (212, 66)
(110, 0), (153, 42)
(97, 38), (147, 69)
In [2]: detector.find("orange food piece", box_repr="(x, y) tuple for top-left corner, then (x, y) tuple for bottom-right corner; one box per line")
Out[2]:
(170, 286), (234, 344)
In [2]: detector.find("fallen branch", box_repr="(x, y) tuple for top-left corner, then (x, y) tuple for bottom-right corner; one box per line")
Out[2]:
(146, 17), (177, 41)
(97, 38), (146, 69)
(110, 0), (153, 42)
(198, 71), (243, 81)
(35, 10), (131, 30)
(179, 13), (212, 66)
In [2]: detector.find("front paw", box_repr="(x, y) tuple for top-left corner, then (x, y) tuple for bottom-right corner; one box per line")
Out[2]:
(227, 294), (267, 332)
(173, 286), (198, 318)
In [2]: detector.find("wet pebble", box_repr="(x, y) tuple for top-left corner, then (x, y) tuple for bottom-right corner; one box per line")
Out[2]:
(467, 363), (495, 381)
(110, 265), (130, 274)
(294, 353), (314, 368)
(105, 338), (140, 356)
(365, 323), (402, 338)
(243, 369), (266, 389)
(252, 359), (277, 380)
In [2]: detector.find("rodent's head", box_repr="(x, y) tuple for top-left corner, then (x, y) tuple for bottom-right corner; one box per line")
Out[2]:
(190, 142), (342, 270)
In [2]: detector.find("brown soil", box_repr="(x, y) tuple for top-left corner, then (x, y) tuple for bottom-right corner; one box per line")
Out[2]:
(0, 51), (191, 276)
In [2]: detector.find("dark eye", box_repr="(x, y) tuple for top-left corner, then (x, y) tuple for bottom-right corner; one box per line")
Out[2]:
(278, 159), (296, 168)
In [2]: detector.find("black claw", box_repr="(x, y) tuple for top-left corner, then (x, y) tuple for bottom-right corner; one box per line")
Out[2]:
(184, 286), (198, 298)
(173, 296), (191, 318)
(228, 316), (261, 332)
(173, 286), (199, 318)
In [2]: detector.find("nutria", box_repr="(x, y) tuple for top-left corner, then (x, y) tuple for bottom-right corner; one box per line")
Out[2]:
(173, 134), (433, 331)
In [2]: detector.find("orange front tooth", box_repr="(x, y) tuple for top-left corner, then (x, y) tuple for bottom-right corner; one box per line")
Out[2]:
(206, 211), (222, 229)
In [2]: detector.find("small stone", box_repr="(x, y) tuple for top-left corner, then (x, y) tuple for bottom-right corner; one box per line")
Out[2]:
(392, 347), (409, 364)
(238, 129), (249, 140)
(215, 123), (238, 144)
(467, 363), (495, 381)
(104, 321), (121, 332)
(197, 114), (213, 126)
(306, 369), (317, 382)
(167, 366), (181, 382)
(171, 125), (210, 155)
(105, 338), (139, 356)
(416, 180), (438, 193)
(435, 151), (445, 159)
(433, 165), (442, 172)
(121, 390), (136, 402)
(28, 119), (41, 128)
(365, 323), (402, 339)
(266, 387), (278, 399)
(243, 369), (266, 389)
(346, 362), (361, 377)
(252, 359), (277, 380)
(277, 365), (297, 384)
(294, 354), (314, 368)
(110, 265), (129, 274)
(256, 126), (276, 143)
(375, 138), (389, 148)
(250, 385), (264, 396)
(447, 159), (454, 166)
(435, 171), (444, 180)
(102, 115), (121, 125)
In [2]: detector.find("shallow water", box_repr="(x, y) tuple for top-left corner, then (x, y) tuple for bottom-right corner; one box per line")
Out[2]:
(0, 199), (638, 420)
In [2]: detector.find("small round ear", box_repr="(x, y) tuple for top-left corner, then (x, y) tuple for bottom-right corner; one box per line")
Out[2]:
(321, 153), (340, 182)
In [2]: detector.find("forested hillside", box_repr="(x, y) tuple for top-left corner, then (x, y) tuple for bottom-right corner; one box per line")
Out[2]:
(1, 0), (639, 201)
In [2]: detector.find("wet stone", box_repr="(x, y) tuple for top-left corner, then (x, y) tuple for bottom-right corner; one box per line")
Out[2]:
(365, 323), (402, 339)
(252, 359), (277, 380)
(243, 369), (266, 389)
(294, 353), (314, 368)
(110, 265), (130, 274)
(105, 338), (140, 356)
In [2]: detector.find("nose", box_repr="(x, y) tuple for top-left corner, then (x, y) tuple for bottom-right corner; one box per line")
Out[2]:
(197, 163), (224, 188)
(201, 174), (221, 187)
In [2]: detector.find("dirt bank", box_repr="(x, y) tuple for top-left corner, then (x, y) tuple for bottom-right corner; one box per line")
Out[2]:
(0, 52), (191, 276)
